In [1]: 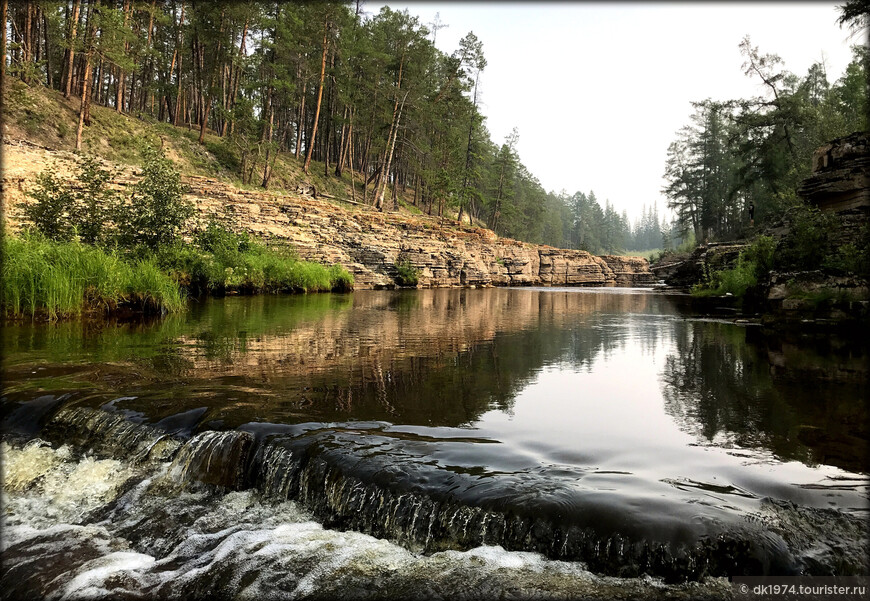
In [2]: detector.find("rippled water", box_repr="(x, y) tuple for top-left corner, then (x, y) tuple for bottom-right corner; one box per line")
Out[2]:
(2, 288), (868, 599)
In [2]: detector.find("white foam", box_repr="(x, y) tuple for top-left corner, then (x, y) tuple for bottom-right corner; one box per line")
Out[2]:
(2, 439), (734, 600)
(1, 440), (70, 491)
(59, 551), (156, 600)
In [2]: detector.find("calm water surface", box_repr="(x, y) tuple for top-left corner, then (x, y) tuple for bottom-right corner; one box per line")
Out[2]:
(2, 288), (868, 599)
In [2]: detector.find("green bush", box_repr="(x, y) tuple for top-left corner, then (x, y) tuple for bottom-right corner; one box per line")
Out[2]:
(692, 236), (776, 298)
(23, 171), (77, 242)
(821, 222), (870, 278)
(395, 259), (420, 287)
(23, 155), (120, 245)
(74, 155), (121, 245)
(741, 235), (776, 281)
(155, 226), (354, 294)
(773, 204), (836, 272)
(115, 145), (194, 251)
(194, 216), (252, 256)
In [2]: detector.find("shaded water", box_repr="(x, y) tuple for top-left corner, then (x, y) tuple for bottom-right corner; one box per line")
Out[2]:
(2, 288), (868, 599)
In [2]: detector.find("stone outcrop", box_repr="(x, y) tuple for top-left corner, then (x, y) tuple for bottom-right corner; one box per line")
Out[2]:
(764, 270), (870, 326)
(652, 242), (748, 289)
(600, 255), (658, 287)
(1, 140), (655, 289)
(798, 131), (869, 213)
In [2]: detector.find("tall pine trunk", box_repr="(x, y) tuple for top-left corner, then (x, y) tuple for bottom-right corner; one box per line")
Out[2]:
(374, 51), (405, 210)
(223, 16), (247, 136)
(63, 0), (81, 98)
(116, 0), (131, 112)
(1, 0), (7, 87)
(303, 23), (328, 174)
(75, 0), (98, 150)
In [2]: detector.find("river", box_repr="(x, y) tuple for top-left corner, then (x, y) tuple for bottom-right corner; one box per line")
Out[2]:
(2, 288), (867, 599)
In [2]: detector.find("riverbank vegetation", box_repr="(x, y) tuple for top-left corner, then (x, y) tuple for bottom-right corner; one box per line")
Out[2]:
(691, 204), (870, 300)
(662, 39), (868, 244)
(2, 147), (353, 320)
(2, 233), (186, 319)
(692, 236), (776, 298)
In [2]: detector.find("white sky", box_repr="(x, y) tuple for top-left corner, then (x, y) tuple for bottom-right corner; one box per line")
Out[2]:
(374, 1), (862, 221)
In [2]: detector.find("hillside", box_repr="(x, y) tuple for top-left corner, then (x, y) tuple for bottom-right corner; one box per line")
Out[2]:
(2, 81), (655, 290)
(3, 80), (421, 216)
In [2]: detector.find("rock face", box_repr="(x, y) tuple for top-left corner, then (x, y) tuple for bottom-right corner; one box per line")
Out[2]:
(1, 140), (655, 289)
(186, 175), (655, 289)
(798, 131), (870, 213)
(652, 242), (748, 289)
(765, 270), (870, 325)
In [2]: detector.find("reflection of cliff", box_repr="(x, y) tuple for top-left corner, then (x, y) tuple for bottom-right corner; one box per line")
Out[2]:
(175, 289), (661, 374)
(152, 290), (667, 427)
(3, 290), (669, 429)
(661, 322), (868, 472)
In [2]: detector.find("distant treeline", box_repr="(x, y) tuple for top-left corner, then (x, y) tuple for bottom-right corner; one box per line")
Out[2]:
(3, 2), (866, 254)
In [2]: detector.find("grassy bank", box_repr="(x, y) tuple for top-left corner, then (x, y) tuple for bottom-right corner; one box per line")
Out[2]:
(155, 227), (354, 296)
(2, 233), (354, 320)
(2, 234), (185, 319)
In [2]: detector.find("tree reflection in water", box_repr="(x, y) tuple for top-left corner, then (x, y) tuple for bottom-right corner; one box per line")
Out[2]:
(661, 320), (868, 473)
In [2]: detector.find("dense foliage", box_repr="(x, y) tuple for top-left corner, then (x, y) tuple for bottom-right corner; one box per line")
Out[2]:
(3, 2), (867, 256)
(8, 148), (353, 318)
(2, 0), (673, 254)
(663, 40), (868, 243)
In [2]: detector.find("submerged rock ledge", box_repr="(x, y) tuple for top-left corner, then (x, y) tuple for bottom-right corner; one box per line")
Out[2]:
(2, 140), (655, 290)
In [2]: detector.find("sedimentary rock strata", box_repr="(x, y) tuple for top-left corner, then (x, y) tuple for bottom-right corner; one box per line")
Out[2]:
(2, 140), (655, 289)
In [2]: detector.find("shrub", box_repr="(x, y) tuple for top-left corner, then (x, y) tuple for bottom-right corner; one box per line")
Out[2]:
(692, 236), (776, 298)
(741, 235), (776, 282)
(821, 222), (870, 278)
(73, 155), (121, 245)
(23, 171), (76, 242)
(773, 204), (836, 272)
(395, 259), (420, 287)
(24, 155), (120, 245)
(115, 145), (193, 251)
(194, 216), (252, 256)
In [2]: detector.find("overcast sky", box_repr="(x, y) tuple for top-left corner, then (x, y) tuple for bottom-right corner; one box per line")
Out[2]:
(373, 1), (861, 221)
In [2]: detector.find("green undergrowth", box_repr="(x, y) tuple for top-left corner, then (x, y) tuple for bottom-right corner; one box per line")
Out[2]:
(2, 229), (354, 320)
(156, 218), (354, 294)
(394, 258), (420, 287)
(2, 233), (186, 319)
(692, 236), (776, 298)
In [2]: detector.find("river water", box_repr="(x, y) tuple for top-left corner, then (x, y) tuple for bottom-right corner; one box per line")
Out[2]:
(2, 288), (867, 599)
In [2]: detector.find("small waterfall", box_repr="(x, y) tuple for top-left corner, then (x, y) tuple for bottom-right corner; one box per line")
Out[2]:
(44, 408), (181, 464)
(31, 409), (862, 583)
(247, 438), (798, 582)
(166, 430), (254, 489)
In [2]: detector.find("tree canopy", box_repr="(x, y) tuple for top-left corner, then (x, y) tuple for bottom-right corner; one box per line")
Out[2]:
(3, 2), (866, 254)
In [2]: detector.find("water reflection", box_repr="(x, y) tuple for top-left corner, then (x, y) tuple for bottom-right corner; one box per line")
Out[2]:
(2, 288), (867, 475)
(661, 321), (868, 473)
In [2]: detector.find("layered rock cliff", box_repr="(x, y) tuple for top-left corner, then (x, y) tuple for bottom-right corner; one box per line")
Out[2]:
(2, 140), (655, 289)
(798, 130), (869, 213)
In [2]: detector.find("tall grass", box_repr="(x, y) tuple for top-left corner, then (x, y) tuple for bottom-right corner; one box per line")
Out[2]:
(155, 230), (353, 294)
(2, 234), (186, 319)
(2, 230), (353, 320)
